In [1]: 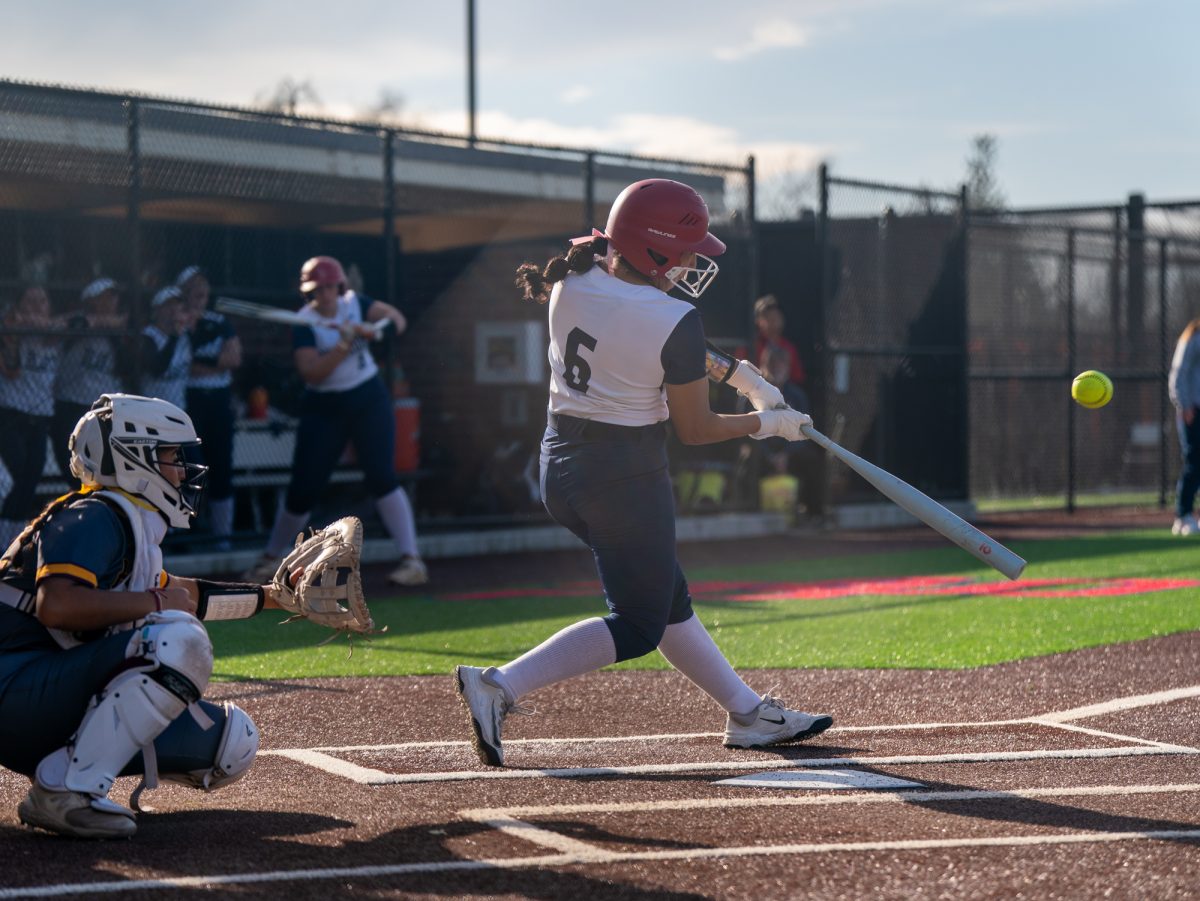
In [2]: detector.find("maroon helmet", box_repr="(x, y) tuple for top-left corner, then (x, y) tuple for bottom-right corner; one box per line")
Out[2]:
(595, 179), (726, 297)
(299, 256), (347, 294)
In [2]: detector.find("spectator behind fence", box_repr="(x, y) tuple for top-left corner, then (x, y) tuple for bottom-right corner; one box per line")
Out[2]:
(734, 296), (820, 520)
(741, 294), (811, 414)
(49, 278), (128, 483)
(179, 266), (241, 551)
(140, 286), (193, 412)
(0, 286), (61, 550)
(1168, 316), (1200, 536)
(242, 255), (426, 586)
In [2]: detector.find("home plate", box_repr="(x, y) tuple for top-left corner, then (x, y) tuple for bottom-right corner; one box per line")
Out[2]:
(715, 769), (923, 790)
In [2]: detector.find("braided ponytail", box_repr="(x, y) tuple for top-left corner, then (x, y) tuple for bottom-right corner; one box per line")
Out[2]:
(514, 237), (608, 304)
(0, 491), (88, 574)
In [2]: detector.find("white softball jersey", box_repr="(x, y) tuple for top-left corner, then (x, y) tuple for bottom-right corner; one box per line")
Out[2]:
(293, 291), (378, 393)
(547, 266), (698, 427)
(140, 326), (192, 410)
(0, 339), (59, 416)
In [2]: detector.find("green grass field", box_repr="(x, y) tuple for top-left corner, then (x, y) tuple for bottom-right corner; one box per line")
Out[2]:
(208, 529), (1200, 681)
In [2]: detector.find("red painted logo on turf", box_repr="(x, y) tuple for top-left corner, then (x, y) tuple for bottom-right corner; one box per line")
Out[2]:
(439, 574), (1200, 603)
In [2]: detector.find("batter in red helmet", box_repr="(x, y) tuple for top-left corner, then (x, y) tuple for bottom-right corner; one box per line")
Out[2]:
(454, 179), (831, 766)
(244, 256), (427, 587)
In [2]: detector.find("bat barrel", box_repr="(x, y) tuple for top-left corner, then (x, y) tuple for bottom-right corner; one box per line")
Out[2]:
(800, 424), (1027, 581)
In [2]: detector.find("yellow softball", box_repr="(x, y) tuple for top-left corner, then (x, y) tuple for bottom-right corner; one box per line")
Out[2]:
(1071, 370), (1113, 409)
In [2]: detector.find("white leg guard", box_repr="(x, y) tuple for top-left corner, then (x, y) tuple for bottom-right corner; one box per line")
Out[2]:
(36, 612), (214, 800)
(164, 702), (260, 791)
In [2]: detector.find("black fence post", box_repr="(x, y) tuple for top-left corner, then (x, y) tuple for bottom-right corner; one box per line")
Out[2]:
(1128, 193), (1145, 349)
(125, 97), (143, 386)
(1159, 237), (1170, 508)
(959, 183), (970, 502)
(1066, 228), (1077, 513)
(583, 151), (595, 235)
(382, 128), (397, 391)
(746, 154), (759, 338)
(816, 163), (830, 519)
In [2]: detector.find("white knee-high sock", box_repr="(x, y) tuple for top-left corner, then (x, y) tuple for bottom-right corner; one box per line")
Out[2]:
(374, 487), (419, 557)
(656, 614), (762, 715)
(497, 617), (617, 700)
(264, 506), (311, 558)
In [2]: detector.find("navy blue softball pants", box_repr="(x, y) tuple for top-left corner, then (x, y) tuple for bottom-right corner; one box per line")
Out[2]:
(0, 606), (225, 779)
(285, 376), (398, 514)
(540, 413), (694, 662)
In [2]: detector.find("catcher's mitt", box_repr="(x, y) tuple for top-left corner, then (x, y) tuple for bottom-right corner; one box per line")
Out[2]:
(272, 516), (380, 645)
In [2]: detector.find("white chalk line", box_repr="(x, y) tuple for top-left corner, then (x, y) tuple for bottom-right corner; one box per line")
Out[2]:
(352, 745), (1194, 785)
(4, 829), (1200, 898)
(461, 781), (1200, 821)
(259, 683), (1200, 758)
(1031, 719), (1199, 752)
(1036, 685), (1200, 724)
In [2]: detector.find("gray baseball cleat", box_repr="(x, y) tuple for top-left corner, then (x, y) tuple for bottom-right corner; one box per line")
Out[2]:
(18, 784), (137, 840)
(723, 694), (833, 749)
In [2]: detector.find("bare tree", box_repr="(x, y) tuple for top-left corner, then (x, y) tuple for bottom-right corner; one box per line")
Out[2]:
(255, 77), (322, 116)
(965, 134), (1006, 212)
(756, 159), (818, 222)
(361, 88), (408, 126)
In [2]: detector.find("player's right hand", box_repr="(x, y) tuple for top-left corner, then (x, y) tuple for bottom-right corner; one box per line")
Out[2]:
(752, 408), (812, 442)
(157, 585), (197, 615)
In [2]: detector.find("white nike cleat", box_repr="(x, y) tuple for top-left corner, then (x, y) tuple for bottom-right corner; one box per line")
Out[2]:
(389, 555), (429, 586)
(18, 784), (137, 840)
(723, 694), (833, 749)
(1171, 515), (1198, 536)
(453, 665), (529, 767)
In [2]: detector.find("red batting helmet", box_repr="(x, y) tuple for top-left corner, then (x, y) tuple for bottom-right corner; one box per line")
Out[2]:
(594, 179), (726, 297)
(299, 256), (347, 294)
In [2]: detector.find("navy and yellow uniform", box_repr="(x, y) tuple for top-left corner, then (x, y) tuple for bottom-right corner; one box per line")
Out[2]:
(0, 492), (224, 779)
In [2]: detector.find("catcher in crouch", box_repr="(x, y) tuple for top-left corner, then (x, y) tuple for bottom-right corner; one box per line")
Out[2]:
(0, 393), (372, 840)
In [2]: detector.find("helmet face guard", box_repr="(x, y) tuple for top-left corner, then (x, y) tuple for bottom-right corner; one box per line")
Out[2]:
(665, 254), (720, 299)
(109, 438), (208, 524)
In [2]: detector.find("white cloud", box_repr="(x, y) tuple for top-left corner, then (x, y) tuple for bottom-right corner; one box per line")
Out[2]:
(416, 107), (831, 179)
(560, 85), (594, 105)
(714, 19), (808, 62)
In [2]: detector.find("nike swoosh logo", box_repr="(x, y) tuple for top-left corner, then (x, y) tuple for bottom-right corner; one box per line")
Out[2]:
(761, 715), (786, 725)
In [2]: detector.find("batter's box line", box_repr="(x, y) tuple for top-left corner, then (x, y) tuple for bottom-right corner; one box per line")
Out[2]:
(460, 782), (1200, 856)
(5, 829), (1200, 899)
(267, 744), (1197, 785)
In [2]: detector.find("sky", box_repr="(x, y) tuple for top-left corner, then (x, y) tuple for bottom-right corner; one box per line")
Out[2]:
(4, 0), (1196, 211)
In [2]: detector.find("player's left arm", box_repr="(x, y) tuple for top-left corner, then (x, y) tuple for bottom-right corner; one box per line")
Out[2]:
(164, 572), (287, 620)
(365, 299), (407, 335)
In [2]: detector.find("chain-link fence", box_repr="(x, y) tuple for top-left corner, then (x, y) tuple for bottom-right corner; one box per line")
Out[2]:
(816, 169), (968, 512)
(0, 80), (755, 551)
(970, 203), (1200, 509)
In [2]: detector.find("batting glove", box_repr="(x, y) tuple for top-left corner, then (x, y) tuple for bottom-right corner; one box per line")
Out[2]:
(752, 408), (812, 442)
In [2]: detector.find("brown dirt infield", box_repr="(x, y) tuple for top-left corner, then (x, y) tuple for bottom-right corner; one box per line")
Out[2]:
(0, 507), (1196, 900)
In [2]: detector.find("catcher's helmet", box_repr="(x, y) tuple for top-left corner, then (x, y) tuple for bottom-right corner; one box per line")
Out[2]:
(69, 394), (208, 529)
(299, 256), (347, 294)
(595, 179), (726, 298)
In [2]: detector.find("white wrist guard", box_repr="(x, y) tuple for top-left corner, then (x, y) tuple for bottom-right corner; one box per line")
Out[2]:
(726, 361), (766, 397)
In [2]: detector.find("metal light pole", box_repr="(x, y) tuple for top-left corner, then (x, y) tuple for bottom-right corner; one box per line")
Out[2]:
(466, 0), (476, 145)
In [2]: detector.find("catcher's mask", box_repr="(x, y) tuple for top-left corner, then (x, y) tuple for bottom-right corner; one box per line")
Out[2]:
(69, 394), (208, 529)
